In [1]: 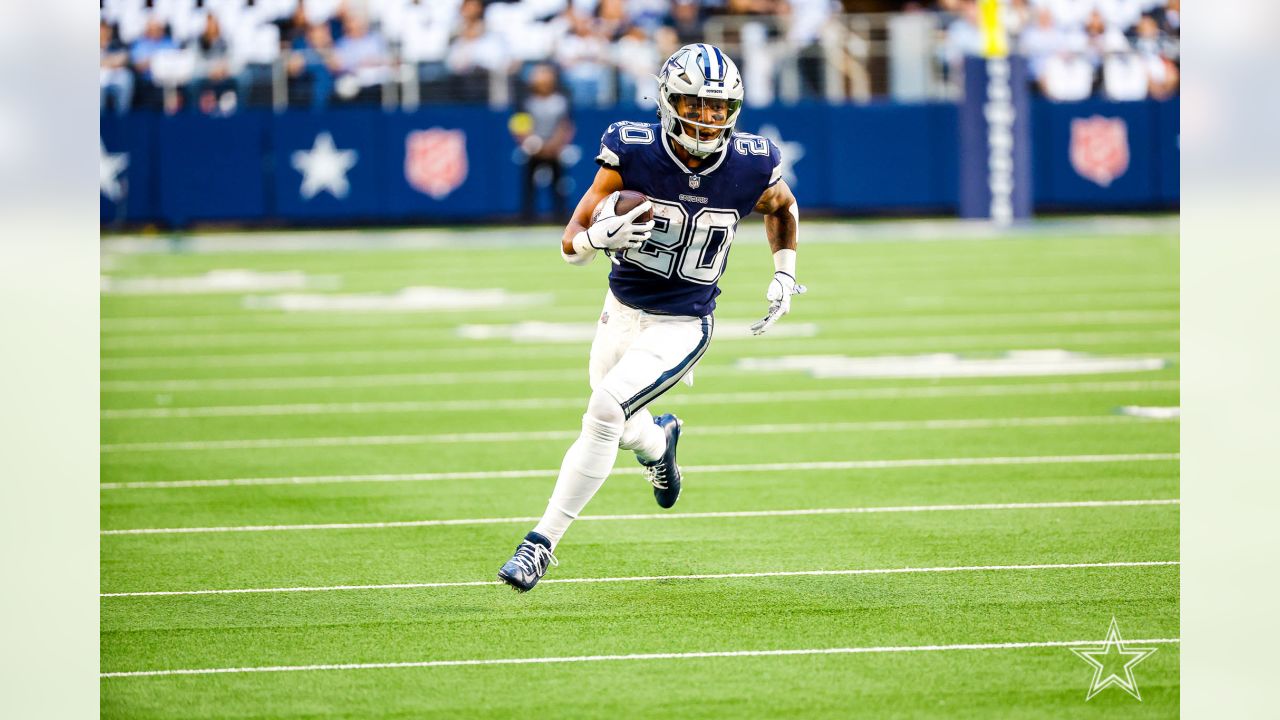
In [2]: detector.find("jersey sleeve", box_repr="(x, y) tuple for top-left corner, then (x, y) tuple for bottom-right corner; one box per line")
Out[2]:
(765, 138), (784, 188)
(595, 122), (630, 172)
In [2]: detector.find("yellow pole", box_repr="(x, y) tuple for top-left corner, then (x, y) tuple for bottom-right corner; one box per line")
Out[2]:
(978, 0), (1009, 59)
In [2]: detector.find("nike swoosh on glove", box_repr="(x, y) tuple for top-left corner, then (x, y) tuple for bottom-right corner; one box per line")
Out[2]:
(575, 201), (656, 252)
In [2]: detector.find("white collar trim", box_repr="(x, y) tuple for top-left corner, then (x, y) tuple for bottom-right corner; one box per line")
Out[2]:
(661, 131), (729, 177)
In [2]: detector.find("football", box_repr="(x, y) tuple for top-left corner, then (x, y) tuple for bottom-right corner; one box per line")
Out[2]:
(592, 189), (653, 225)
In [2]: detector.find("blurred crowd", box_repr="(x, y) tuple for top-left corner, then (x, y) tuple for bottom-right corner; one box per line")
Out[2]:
(939, 0), (1180, 101)
(100, 0), (837, 114)
(100, 0), (1179, 116)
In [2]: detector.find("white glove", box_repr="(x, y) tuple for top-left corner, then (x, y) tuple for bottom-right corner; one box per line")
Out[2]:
(749, 271), (807, 336)
(572, 200), (655, 253)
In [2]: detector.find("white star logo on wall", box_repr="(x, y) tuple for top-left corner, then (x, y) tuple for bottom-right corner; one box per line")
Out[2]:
(100, 140), (128, 202)
(1071, 618), (1158, 701)
(292, 132), (358, 200)
(755, 124), (804, 187)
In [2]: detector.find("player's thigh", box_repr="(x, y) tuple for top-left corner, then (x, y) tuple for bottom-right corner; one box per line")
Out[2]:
(598, 315), (713, 418)
(588, 292), (640, 389)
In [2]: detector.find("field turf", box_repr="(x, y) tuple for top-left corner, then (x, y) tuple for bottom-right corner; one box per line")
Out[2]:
(101, 219), (1179, 718)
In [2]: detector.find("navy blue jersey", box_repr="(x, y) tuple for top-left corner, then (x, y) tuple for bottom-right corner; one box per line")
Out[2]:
(595, 121), (782, 317)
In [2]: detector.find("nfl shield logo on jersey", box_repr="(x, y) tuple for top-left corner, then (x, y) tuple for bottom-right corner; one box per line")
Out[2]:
(405, 128), (468, 199)
(1070, 116), (1129, 188)
(688, 175), (701, 189)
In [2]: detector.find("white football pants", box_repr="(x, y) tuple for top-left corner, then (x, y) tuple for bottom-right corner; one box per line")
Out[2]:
(532, 291), (713, 548)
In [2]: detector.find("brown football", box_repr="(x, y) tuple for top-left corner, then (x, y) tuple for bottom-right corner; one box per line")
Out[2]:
(594, 189), (653, 225)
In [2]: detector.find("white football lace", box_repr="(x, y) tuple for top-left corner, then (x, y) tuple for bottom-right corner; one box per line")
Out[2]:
(643, 463), (669, 490)
(511, 541), (558, 575)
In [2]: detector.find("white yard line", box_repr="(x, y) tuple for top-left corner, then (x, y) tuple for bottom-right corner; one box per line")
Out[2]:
(99, 452), (1179, 491)
(101, 415), (1177, 453)
(102, 328), (455, 351)
(100, 380), (1181, 420)
(99, 497), (1179, 535)
(101, 368), (587, 393)
(100, 329), (1178, 370)
(100, 560), (1179, 598)
(99, 350), (1178, 393)
(99, 637), (1182, 678)
(99, 309), (1179, 341)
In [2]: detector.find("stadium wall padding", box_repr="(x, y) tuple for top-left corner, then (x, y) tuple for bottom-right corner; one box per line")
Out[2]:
(100, 99), (1178, 226)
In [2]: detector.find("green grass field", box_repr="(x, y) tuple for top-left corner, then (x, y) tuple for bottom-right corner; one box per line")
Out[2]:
(100, 218), (1179, 718)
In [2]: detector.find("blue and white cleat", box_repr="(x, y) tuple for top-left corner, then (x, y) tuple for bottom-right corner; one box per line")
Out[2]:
(642, 413), (683, 509)
(497, 531), (558, 592)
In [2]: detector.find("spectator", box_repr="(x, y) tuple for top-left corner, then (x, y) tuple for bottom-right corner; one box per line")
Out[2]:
(1096, 0), (1144, 32)
(288, 22), (341, 108)
(486, 0), (560, 66)
(1153, 0), (1179, 36)
(1134, 13), (1178, 98)
(445, 18), (506, 76)
(512, 64), (575, 220)
(1033, 0), (1094, 30)
(1020, 6), (1064, 81)
(594, 0), (630, 40)
(1038, 32), (1094, 100)
(940, 0), (983, 78)
(168, 0), (213, 44)
(626, 0), (668, 30)
(784, 0), (834, 99)
(187, 13), (237, 114)
(555, 11), (609, 107)
(115, 0), (154, 44)
(398, 0), (453, 85)
(101, 0), (129, 34)
(653, 23), (681, 62)
(101, 21), (134, 115)
(788, 0), (834, 50)
(446, 8), (507, 102)
(1100, 31), (1147, 100)
(614, 23), (660, 106)
(224, 4), (283, 108)
(280, 0), (312, 45)
(729, 1), (791, 105)
(727, 0), (786, 14)
(1003, 0), (1033, 36)
(130, 16), (177, 109)
(130, 16), (176, 82)
(332, 12), (390, 103)
(1083, 9), (1108, 62)
(669, 0), (703, 45)
(701, 0), (731, 15)
(303, 0), (345, 26)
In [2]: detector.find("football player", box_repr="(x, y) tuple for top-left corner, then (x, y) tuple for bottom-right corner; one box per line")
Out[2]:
(499, 43), (804, 592)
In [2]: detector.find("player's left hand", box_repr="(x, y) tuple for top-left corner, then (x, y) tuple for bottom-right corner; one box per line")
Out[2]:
(750, 271), (806, 336)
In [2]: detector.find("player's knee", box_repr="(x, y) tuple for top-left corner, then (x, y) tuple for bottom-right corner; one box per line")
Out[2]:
(585, 389), (625, 429)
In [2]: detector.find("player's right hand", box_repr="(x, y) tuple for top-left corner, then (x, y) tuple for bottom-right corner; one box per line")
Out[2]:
(579, 201), (655, 252)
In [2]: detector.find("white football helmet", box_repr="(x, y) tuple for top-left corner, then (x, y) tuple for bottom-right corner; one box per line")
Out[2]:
(656, 43), (744, 158)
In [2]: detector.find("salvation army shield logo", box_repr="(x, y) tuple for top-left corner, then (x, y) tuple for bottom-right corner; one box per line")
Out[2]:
(1070, 116), (1129, 187)
(405, 128), (468, 199)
